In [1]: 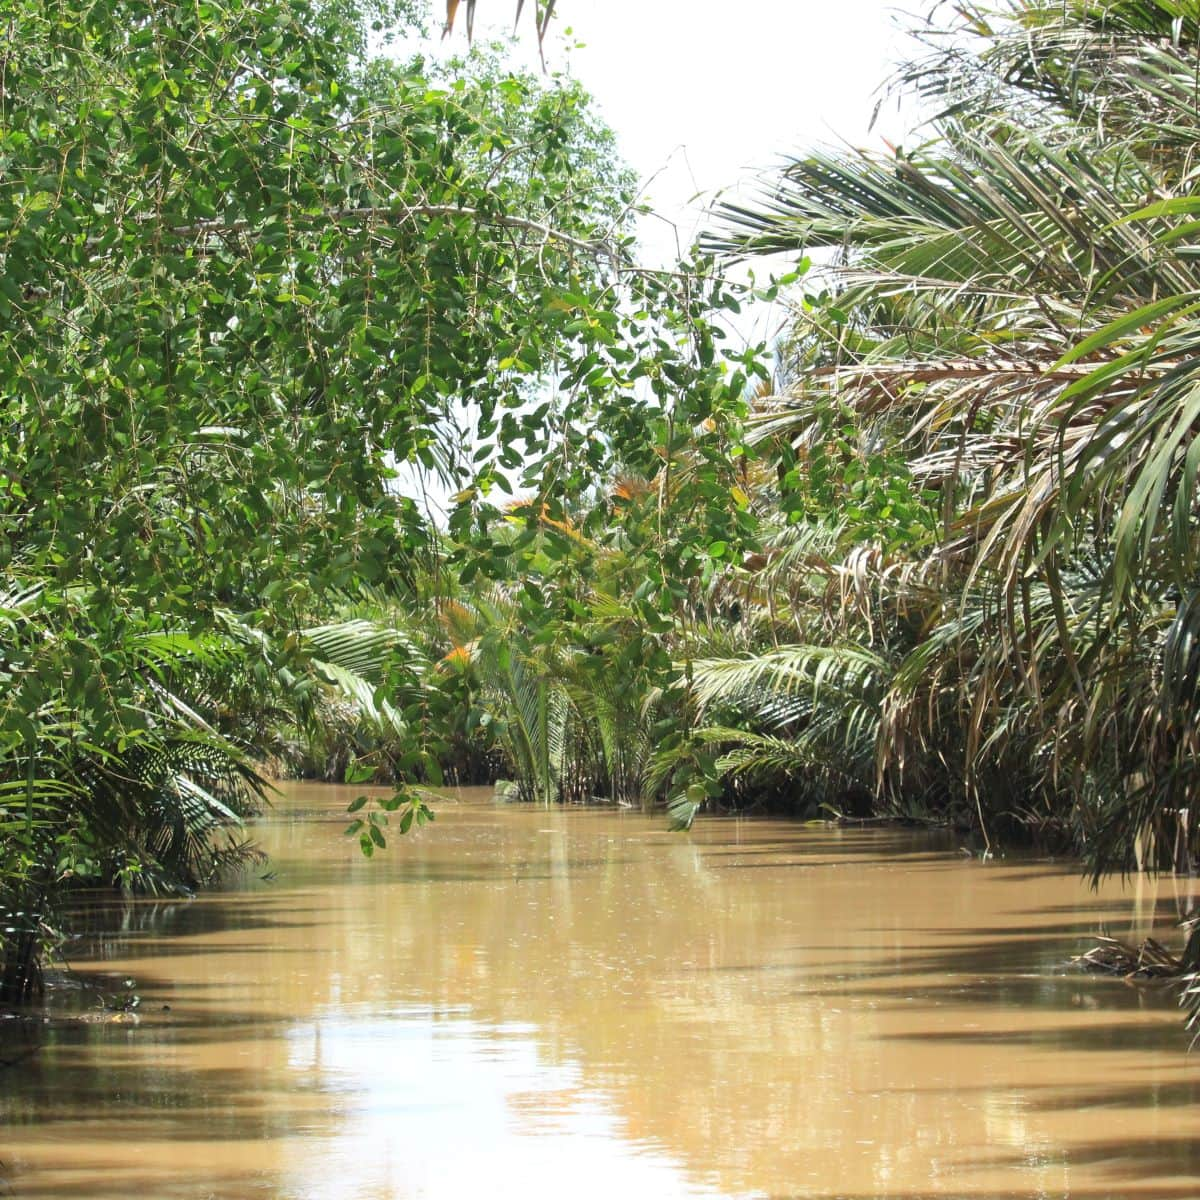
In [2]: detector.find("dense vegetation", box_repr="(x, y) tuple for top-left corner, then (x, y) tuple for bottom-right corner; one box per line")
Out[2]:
(362, 0), (1200, 872)
(0, 0), (758, 998)
(5, 0), (1200, 1018)
(702, 0), (1200, 883)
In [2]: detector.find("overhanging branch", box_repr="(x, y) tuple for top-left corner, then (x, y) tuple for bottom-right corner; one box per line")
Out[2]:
(115, 204), (622, 264)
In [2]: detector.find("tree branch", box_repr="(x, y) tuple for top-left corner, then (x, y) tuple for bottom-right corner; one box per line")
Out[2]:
(113, 204), (622, 264)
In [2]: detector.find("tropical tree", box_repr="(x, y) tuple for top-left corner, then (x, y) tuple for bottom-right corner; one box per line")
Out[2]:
(699, 0), (1200, 875)
(0, 0), (636, 993)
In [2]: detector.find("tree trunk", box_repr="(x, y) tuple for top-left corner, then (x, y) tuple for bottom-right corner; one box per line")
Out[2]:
(0, 929), (43, 1007)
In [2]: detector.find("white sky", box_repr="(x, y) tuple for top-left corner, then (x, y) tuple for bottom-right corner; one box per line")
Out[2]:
(440, 2), (918, 264)
(557, 1), (916, 262)
(402, 3), (919, 513)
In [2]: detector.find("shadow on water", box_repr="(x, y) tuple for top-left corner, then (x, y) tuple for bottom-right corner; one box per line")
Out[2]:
(1014, 897), (1183, 914)
(846, 971), (1180, 1020)
(1030, 1078), (1200, 1112)
(876, 1018), (1192, 1054)
(768, 1191), (1200, 1200)
(688, 899), (1200, 1061)
(0, 1168), (297, 1200)
(702, 922), (1171, 984)
(0, 1003), (313, 1194)
(5, 795), (1200, 1200)
(57, 894), (323, 965)
(971, 1134), (1200, 1176)
(705, 851), (964, 871)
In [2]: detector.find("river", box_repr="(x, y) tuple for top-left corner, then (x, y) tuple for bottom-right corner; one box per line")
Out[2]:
(2, 783), (1199, 1198)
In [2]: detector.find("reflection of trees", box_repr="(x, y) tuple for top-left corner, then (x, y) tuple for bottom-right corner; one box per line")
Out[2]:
(9, 785), (1200, 1199)
(270, 790), (1200, 1196)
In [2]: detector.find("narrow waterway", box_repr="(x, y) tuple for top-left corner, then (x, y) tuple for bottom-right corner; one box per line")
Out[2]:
(3, 783), (1199, 1199)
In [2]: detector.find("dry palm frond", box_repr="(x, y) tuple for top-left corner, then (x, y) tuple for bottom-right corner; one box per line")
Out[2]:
(443, 0), (557, 61)
(1073, 935), (1184, 979)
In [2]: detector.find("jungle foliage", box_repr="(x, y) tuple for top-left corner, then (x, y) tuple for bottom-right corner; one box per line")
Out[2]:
(337, 1), (1200, 898)
(0, 0), (747, 995)
(8, 0), (1200, 1019)
(697, 0), (1200, 881)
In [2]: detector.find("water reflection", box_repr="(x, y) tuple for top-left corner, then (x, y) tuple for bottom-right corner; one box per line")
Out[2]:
(278, 1009), (737, 1200)
(2, 784), (1199, 1199)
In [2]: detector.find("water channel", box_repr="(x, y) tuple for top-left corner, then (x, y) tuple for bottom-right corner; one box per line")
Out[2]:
(3, 783), (1200, 1198)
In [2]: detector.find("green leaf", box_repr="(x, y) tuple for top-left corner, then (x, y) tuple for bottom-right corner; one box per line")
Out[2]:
(344, 762), (375, 784)
(1053, 296), (1200, 368)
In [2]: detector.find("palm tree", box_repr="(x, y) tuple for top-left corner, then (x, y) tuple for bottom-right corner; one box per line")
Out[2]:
(0, 597), (270, 1002)
(701, 0), (1200, 875)
(0, 590), (432, 1003)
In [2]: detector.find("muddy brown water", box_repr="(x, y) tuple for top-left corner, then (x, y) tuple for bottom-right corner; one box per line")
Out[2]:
(3, 783), (1200, 1199)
